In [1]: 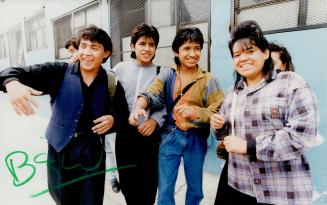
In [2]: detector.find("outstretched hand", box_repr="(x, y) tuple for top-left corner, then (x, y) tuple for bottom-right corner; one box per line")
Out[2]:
(5, 80), (43, 115)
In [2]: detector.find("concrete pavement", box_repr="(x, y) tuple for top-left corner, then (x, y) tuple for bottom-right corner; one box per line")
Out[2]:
(0, 95), (220, 205)
(103, 160), (219, 205)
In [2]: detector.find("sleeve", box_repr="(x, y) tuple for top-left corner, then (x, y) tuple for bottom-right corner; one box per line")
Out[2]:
(211, 92), (229, 140)
(0, 62), (68, 95)
(193, 75), (224, 127)
(255, 74), (319, 161)
(139, 67), (170, 111)
(149, 107), (167, 128)
(108, 80), (130, 133)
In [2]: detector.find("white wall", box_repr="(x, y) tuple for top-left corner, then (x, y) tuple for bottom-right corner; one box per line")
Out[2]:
(0, 0), (106, 67)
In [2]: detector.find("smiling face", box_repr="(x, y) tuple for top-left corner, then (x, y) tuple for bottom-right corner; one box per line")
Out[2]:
(131, 36), (156, 66)
(232, 38), (269, 87)
(78, 39), (110, 73)
(175, 40), (201, 70)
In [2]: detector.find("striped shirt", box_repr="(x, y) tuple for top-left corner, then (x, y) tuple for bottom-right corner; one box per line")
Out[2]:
(215, 70), (319, 205)
(140, 65), (224, 131)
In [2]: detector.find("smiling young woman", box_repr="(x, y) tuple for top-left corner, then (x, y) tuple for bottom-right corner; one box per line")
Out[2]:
(211, 20), (319, 205)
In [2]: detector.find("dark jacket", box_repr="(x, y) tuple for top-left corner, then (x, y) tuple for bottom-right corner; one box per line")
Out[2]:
(0, 62), (128, 152)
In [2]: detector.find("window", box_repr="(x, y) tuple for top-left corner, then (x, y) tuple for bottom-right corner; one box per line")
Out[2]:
(73, 4), (100, 36)
(177, 0), (209, 26)
(53, 2), (100, 59)
(0, 35), (6, 59)
(53, 15), (72, 59)
(110, 0), (210, 70)
(233, 0), (327, 32)
(7, 24), (25, 66)
(24, 9), (47, 52)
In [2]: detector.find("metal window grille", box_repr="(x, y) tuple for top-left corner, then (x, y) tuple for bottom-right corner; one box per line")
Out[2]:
(0, 35), (6, 59)
(110, 0), (210, 70)
(53, 1), (100, 59)
(232, 0), (327, 33)
(24, 9), (47, 52)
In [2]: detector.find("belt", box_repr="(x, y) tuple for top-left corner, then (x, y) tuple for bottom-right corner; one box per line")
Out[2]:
(73, 131), (95, 138)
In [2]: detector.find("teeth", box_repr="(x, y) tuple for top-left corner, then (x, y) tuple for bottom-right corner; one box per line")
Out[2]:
(241, 64), (251, 68)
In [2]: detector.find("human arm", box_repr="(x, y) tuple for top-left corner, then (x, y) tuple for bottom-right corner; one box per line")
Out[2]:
(191, 76), (224, 127)
(0, 62), (68, 115)
(0, 62), (68, 94)
(256, 89), (318, 161)
(137, 67), (170, 111)
(252, 74), (319, 161)
(137, 107), (166, 136)
(5, 80), (43, 115)
(105, 81), (129, 134)
(129, 96), (149, 126)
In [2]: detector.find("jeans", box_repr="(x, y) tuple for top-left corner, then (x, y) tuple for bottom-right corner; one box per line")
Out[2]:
(157, 126), (207, 205)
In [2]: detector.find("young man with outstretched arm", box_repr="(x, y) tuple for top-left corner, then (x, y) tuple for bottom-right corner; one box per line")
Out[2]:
(0, 25), (127, 205)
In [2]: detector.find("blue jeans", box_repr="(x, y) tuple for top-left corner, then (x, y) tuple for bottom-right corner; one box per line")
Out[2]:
(157, 126), (207, 205)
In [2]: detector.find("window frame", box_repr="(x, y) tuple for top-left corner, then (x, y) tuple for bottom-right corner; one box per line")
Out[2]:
(52, 1), (100, 60)
(110, 0), (211, 71)
(24, 9), (47, 52)
(231, 0), (327, 34)
(0, 34), (7, 59)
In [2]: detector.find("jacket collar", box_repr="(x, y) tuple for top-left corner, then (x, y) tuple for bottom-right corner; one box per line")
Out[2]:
(172, 64), (206, 82)
(70, 62), (106, 81)
(235, 69), (277, 93)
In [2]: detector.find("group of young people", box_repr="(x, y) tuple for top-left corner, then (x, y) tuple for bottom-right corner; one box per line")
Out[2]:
(0, 19), (318, 205)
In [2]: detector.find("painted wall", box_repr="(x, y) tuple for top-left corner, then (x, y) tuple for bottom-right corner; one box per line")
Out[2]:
(0, 0), (110, 67)
(210, 0), (327, 204)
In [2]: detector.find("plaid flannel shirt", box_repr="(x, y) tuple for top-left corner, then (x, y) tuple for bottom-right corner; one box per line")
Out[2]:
(216, 70), (319, 205)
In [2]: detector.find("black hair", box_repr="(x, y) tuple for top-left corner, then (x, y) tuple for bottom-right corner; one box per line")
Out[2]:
(130, 23), (159, 59)
(76, 25), (112, 63)
(269, 42), (295, 72)
(172, 27), (204, 66)
(64, 38), (78, 50)
(228, 20), (273, 89)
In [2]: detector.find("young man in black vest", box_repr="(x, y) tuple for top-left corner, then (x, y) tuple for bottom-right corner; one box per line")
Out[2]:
(0, 25), (128, 205)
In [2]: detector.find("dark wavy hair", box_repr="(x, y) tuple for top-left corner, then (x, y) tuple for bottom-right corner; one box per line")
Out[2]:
(76, 25), (112, 63)
(172, 27), (204, 66)
(130, 23), (159, 59)
(228, 20), (273, 89)
(65, 38), (78, 50)
(269, 42), (295, 72)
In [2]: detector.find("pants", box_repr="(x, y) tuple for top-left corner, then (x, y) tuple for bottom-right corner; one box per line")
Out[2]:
(214, 160), (272, 205)
(115, 125), (159, 205)
(157, 126), (207, 205)
(105, 134), (118, 180)
(47, 134), (106, 205)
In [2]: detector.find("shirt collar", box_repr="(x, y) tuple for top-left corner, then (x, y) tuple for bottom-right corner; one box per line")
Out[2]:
(172, 64), (206, 81)
(71, 62), (106, 81)
(235, 69), (277, 93)
(71, 62), (105, 75)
